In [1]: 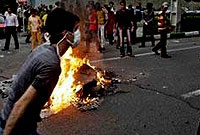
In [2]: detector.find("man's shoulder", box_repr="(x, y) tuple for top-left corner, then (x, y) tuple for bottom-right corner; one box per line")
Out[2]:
(29, 44), (59, 67)
(35, 43), (58, 60)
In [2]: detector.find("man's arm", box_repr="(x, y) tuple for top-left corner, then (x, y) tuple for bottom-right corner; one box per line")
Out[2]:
(3, 85), (37, 135)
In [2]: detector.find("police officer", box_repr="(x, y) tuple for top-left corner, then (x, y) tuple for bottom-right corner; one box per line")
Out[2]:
(152, 2), (173, 58)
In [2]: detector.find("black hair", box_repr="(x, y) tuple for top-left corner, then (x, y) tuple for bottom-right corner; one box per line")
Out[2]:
(46, 8), (80, 44)
(128, 5), (133, 9)
(95, 2), (101, 11)
(31, 8), (37, 14)
(49, 5), (53, 10)
(109, 1), (114, 5)
(120, 0), (126, 5)
(146, 3), (153, 9)
(55, 1), (60, 6)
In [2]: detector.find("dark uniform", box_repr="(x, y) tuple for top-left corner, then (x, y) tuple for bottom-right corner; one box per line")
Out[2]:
(140, 6), (155, 47)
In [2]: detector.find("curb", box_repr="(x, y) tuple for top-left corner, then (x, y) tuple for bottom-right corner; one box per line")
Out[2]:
(158, 31), (200, 39)
(136, 31), (200, 43)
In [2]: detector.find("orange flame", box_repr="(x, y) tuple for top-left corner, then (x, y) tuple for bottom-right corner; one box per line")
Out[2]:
(50, 47), (89, 113)
(49, 47), (109, 114)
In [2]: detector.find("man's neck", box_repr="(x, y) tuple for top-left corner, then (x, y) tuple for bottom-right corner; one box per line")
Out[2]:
(53, 42), (70, 57)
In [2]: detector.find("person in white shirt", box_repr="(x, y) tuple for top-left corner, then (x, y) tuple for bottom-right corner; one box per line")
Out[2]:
(2, 7), (19, 51)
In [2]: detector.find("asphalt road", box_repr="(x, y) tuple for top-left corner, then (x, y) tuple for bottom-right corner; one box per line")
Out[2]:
(1, 35), (200, 135)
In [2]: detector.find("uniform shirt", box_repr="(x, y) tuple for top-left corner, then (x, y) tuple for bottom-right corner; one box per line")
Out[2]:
(157, 11), (171, 32)
(1, 43), (61, 130)
(143, 10), (154, 24)
(29, 15), (42, 32)
(5, 13), (19, 27)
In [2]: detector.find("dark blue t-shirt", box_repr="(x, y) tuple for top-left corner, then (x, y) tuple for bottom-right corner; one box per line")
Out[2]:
(1, 43), (61, 129)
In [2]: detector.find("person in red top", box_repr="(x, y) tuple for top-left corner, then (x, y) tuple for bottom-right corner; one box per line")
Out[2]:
(86, 5), (100, 53)
(106, 7), (115, 45)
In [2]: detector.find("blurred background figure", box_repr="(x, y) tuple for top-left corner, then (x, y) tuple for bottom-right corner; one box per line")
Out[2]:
(116, 0), (134, 57)
(2, 7), (19, 51)
(106, 6), (115, 46)
(0, 13), (5, 40)
(28, 8), (42, 50)
(96, 2), (106, 52)
(140, 2), (155, 48)
(152, 2), (173, 58)
(86, 4), (100, 53)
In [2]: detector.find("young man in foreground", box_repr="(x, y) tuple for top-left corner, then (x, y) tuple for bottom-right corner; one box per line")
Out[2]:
(0, 8), (80, 135)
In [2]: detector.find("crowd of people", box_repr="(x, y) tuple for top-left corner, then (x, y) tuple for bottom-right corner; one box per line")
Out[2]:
(0, 0), (173, 58)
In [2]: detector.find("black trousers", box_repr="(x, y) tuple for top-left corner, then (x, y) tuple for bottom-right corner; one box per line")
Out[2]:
(152, 31), (167, 56)
(4, 26), (19, 50)
(141, 26), (155, 46)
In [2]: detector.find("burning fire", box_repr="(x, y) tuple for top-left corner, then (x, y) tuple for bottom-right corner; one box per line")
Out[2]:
(49, 47), (107, 114)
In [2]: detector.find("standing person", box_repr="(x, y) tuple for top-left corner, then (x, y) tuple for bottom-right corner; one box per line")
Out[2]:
(24, 6), (32, 43)
(116, 0), (134, 57)
(17, 5), (23, 32)
(1, 7), (19, 51)
(106, 7), (115, 45)
(0, 8), (80, 135)
(96, 2), (106, 52)
(86, 5), (100, 53)
(128, 5), (135, 45)
(109, 1), (115, 13)
(139, 3), (155, 48)
(28, 9), (42, 50)
(152, 2), (173, 58)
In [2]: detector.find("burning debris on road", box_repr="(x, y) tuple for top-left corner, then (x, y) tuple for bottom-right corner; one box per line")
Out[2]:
(0, 67), (136, 118)
(0, 47), (137, 119)
(0, 68), (133, 118)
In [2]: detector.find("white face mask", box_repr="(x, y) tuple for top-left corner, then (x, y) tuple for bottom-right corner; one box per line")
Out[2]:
(63, 29), (81, 47)
(69, 28), (81, 48)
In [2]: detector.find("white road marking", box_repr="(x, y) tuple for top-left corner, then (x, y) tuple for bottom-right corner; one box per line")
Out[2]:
(181, 89), (200, 99)
(91, 45), (200, 63)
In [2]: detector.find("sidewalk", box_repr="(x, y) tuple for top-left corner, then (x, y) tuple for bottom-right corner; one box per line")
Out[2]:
(137, 31), (200, 41)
